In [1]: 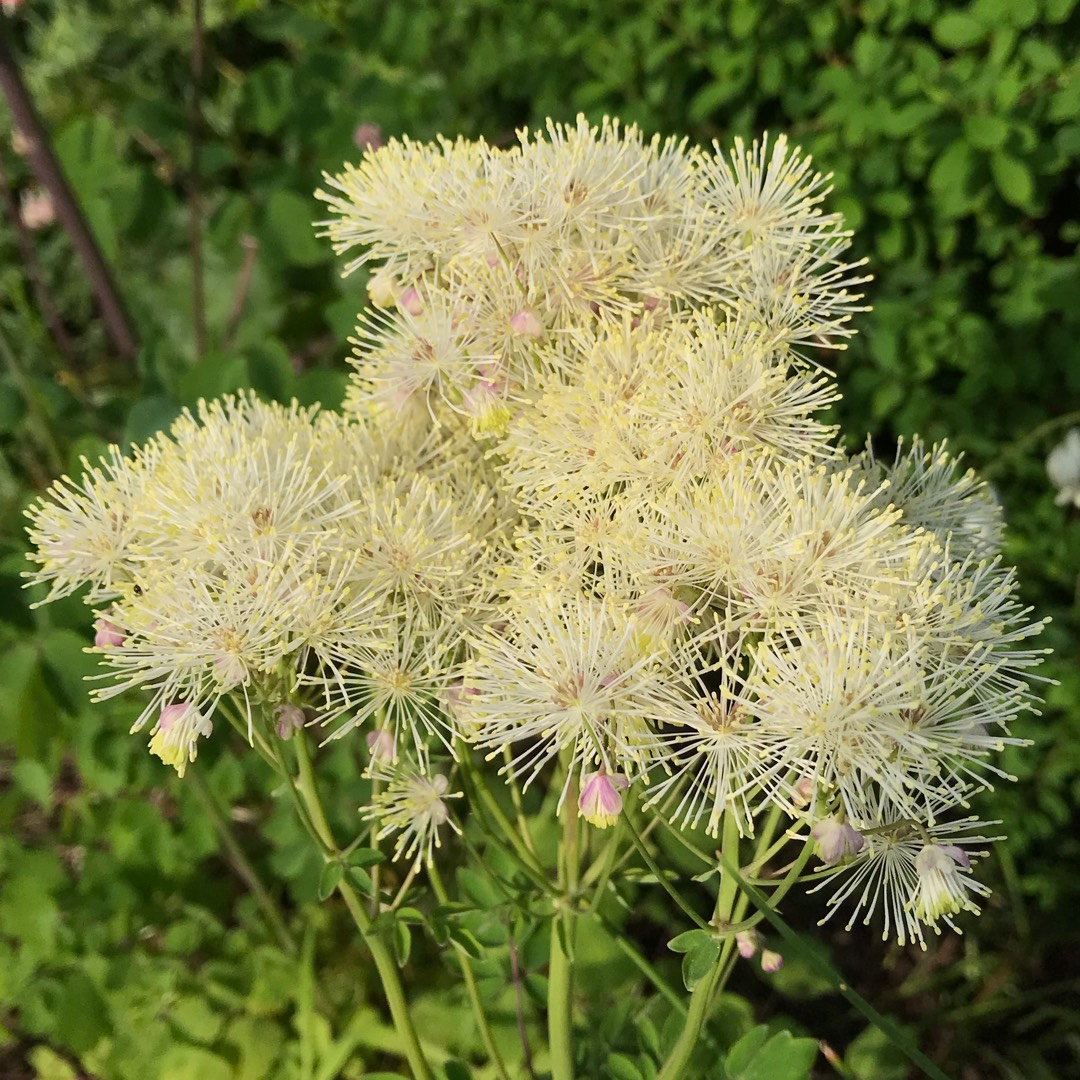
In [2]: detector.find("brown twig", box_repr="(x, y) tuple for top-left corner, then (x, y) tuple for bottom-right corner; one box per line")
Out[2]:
(0, 150), (81, 377)
(222, 234), (258, 351)
(0, 21), (138, 360)
(189, 0), (206, 362)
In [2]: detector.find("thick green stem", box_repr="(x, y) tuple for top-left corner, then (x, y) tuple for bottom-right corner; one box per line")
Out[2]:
(292, 735), (436, 1080)
(549, 776), (579, 1080)
(656, 812), (744, 1080)
(428, 862), (512, 1080)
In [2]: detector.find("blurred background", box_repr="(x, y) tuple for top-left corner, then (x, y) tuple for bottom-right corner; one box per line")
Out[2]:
(1, 2), (1078, 1078)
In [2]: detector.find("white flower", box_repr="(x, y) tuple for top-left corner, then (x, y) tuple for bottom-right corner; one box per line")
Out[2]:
(912, 843), (981, 926)
(810, 789), (998, 948)
(363, 766), (462, 868)
(1046, 427), (1080, 508)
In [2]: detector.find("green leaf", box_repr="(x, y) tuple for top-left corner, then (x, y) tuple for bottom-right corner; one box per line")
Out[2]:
(667, 929), (713, 955)
(928, 140), (974, 198)
(347, 866), (373, 896)
(963, 113), (1009, 150)
(682, 936), (722, 990)
(169, 994), (224, 1045)
(317, 861), (343, 901)
(846, 1023), (911, 1080)
(54, 971), (111, 1053)
(245, 341), (295, 402)
(39, 627), (97, 712)
(443, 1062), (473, 1080)
(11, 759), (52, 806)
(261, 190), (326, 268)
(606, 1052), (645, 1080)
(726, 1026), (771, 1072)
(727, 1029), (818, 1080)
(447, 924), (485, 960)
(27, 1046), (78, 1080)
(345, 847), (385, 869)
(457, 867), (501, 909)
(245, 60), (294, 135)
(638, 1017), (661, 1060)
(393, 920), (412, 967)
(294, 368), (348, 409)
(178, 353), (250, 404)
(0, 643), (56, 759)
(933, 12), (987, 49)
(157, 1047), (232, 1080)
(123, 395), (182, 447)
(990, 152), (1034, 207)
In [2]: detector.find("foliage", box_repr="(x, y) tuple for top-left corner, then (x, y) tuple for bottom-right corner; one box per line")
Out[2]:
(1, 2), (1079, 1079)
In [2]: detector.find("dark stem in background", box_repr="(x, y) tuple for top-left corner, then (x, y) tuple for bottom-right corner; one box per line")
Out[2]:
(0, 22), (138, 361)
(0, 150), (81, 376)
(223, 234), (258, 352)
(189, 0), (206, 362)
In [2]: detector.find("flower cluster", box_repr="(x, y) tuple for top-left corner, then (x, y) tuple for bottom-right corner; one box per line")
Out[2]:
(26, 117), (1045, 945)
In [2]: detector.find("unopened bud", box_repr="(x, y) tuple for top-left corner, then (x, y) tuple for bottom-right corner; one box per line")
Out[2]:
(353, 122), (385, 152)
(735, 929), (762, 959)
(509, 309), (544, 338)
(399, 287), (423, 316)
(93, 616), (125, 649)
(760, 949), (784, 974)
(811, 817), (866, 865)
(578, 770), (629, 829)
(273, 704), (305, 740)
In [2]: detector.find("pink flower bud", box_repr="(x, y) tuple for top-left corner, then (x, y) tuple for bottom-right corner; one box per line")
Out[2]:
(735, 929), (762, 959)
(366, 727), (397, 764)
(353, 122), (385, 152)
(509, 309), (544, 338)
(760, 949), (784, 974)
(20, 188), (55, 230)
(158, 703), (190, 731)
(578, 770), (629, 829)
(792, 775), (815, 808)
(273, 704), (305, 740)
(399, 287), (423, 316)
(93, 617), (125, 649)
(811, 817), (866, 865)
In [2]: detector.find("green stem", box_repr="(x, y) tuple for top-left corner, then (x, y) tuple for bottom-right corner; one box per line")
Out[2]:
(502, 746), (538, 857)
(582, 817), (623, 910)
(656, 812), (743, 1080)
(188, 768), (297, 956)
(549, 775), (578, 1080)
(291, 734), (436, 1080)
(625, 814), (709, 930)
(428, 861), (513, 1080)
(718, 853), (953, 1080)
(462, 757), (546, 876)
